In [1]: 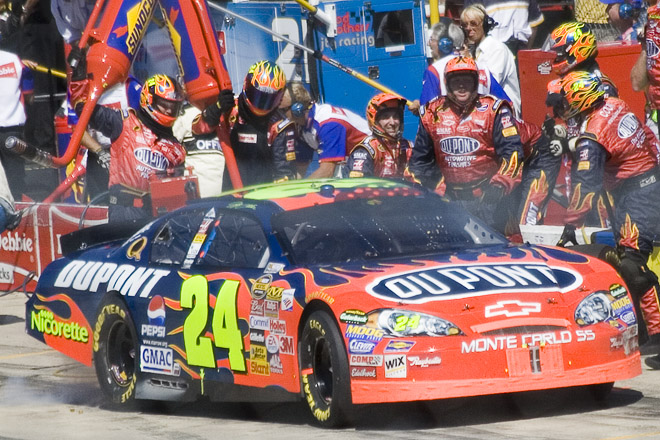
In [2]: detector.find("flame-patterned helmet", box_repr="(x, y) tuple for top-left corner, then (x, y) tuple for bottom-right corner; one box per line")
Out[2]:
(139, 74), (184, 127)
(559, 71), (606, 119)
(366, 92), (406, 140)
(543, 22), (598, 75)
(241, 60), (286, 116)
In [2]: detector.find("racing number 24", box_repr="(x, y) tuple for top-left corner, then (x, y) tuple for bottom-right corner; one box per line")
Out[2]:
(181, 275), (246, 372)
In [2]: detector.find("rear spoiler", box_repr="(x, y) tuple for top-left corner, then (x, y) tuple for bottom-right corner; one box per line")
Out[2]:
(60, 219), (151, 255)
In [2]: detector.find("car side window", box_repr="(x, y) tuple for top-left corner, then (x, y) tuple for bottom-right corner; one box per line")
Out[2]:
(194, 212), (270, 269)
(150, 208), (208, 266)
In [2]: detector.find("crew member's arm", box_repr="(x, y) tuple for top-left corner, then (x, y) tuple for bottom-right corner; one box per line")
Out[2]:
(307, 122), (348, 179)
(345, 142), (376, 178)
(564, 137), (607, 228)
(270, 119), (298, 182)
(490, 103), (524, 195)
(408, 121), (441, 188)
(631, 45), (649, 92)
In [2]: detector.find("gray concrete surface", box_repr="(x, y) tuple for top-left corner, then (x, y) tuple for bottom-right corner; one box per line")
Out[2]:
(1, 290), (659, 440)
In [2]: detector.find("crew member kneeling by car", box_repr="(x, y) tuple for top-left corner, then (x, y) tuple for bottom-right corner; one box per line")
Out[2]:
(554, 71), (660, 365)
(408, 55), (524, 235)
(70, 67), (186, 224)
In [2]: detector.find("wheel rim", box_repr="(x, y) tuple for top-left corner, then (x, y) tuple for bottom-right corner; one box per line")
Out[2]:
(311, 335), (334, 404)
(106, 320), (135, 387)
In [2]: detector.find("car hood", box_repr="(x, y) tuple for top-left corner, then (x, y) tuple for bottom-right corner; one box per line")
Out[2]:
(302, 243), (611, 308)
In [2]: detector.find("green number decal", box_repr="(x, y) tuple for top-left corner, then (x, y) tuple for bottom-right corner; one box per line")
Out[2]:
(211, 279), (246, 372)
(181, 275), (215, 368)
(181, 275), (246, 371)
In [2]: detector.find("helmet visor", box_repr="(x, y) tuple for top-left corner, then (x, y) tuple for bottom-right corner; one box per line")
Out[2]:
(153, 95), (182, 118)
(244, 85), (282, 116)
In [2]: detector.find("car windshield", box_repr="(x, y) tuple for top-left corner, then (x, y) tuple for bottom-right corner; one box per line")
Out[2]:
(272, 195), (506, 265)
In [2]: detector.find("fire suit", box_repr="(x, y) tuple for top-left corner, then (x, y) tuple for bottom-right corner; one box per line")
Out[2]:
(517, 118), (562, 225)
(565, 97), (660, 342)
(343, 135), (412, 178)
(71, 77), (186, 223)
(193, 96), (297, 190)
(410, 95), (523, 232)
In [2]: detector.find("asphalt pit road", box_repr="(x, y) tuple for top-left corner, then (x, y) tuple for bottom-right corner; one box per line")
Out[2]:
(0, 314), (22, 326)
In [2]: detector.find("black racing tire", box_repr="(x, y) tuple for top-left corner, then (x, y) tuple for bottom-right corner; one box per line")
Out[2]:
(93, 294), (139, 405)
(299, 310), (352, 428)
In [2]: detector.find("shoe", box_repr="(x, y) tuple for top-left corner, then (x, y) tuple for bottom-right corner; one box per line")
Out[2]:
(644, 354), (660, 370)
(640, 333), (660, 355)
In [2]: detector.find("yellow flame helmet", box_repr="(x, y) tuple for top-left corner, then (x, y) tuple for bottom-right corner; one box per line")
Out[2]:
(543, 22), (598, 76)
(559, 71), (606, 119)
(242, 60), (286, 116)
(139, 74), (183, 127)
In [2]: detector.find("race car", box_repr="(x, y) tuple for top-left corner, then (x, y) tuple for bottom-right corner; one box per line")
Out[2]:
(25, 178), (641, 427)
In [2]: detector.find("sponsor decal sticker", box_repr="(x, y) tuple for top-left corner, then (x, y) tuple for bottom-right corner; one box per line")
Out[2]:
(349, 339), (377, 354)
(141, 295), (166, 338)
(250, 275), (272, 299)
(384, 354), (407, 378)
(339, 309), (368, 325)
(345, 324), (384, 342)
(383, 340), (416, 353)
(278, 335), (295, 355)
(367, 263), (582, 304)
(350, 354), (383, 366)
(281, 289), (294, 311)
(351, 366), (377, 379)
(54, 260), (170, 298)
(140, 345), (179, 375)
(408, 356), (442, 368)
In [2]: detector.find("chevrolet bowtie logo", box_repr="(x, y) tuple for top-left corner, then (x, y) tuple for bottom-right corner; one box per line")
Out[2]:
(485, 300), (541, 318)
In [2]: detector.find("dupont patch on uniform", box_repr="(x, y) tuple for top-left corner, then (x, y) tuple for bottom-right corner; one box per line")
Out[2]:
(502, 126), (518, 137)
(577, 161), (590, 171)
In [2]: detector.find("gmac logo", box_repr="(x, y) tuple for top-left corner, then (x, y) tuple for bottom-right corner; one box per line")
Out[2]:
(367, 263), (582, 304)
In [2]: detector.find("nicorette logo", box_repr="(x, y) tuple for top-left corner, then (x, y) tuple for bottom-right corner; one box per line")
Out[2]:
(31, 309), (89, 343)
(367, 263), (582, 304)
(440, 136), (480, 155)
(0, 231), (33, 252)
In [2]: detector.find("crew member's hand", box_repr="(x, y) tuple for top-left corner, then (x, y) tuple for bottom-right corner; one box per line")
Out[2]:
(96, 149), (111, 170)
(481, 184), (505, 204)
(217, 88), (235, 114)
(557, 224), (578, 247)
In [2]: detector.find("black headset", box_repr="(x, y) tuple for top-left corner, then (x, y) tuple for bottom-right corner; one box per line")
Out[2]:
(483, 14), (497, 34)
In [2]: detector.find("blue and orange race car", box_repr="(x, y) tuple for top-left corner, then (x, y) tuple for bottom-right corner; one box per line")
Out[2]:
(25, 178), (641, 427)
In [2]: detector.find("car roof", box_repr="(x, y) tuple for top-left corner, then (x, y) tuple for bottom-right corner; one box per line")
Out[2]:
(215, 177), (424, 212)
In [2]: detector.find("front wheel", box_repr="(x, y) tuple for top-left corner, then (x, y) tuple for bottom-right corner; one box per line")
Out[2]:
(93, 294), (139, 405)
(299, 311), (352, 427)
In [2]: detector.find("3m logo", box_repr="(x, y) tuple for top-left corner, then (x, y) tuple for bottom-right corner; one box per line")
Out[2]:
(485, 300), (541, 318)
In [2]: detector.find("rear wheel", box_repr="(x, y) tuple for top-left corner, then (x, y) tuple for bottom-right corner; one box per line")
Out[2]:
(93, 294), (139, 405)
(299, 311), (352, 427)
